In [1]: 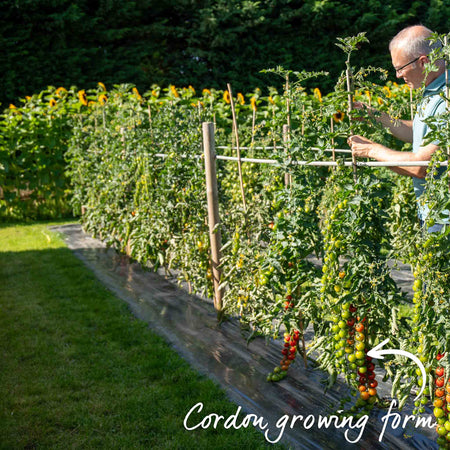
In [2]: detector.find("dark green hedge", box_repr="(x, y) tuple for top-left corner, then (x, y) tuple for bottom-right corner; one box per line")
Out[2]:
(1, 0), (450, 105)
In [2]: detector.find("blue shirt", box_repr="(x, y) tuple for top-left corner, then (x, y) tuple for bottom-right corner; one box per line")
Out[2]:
(412, 71), (448, 222)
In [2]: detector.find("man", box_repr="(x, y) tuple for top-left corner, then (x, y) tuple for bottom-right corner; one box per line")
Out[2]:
(347, 25), (447, 232)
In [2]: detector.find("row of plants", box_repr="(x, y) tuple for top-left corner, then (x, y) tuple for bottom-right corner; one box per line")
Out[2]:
(2, 32), (449, 448)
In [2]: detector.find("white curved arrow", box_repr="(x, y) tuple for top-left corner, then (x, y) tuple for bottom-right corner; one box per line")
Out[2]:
(367, 338), (426, 400)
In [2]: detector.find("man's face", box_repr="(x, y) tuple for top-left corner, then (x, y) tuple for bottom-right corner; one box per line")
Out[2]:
(390, 46), (426, 89)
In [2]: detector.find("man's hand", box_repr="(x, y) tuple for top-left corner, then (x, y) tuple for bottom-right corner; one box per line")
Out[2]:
(347, 135), (375, 158)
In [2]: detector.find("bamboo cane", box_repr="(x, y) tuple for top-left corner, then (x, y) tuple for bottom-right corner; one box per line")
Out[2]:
(202, 122), (223, 320)
(445, 36), (450, 193)
(227, 84), (247, 212)
(283, 124), (291, 187)
(346, 68), (357, 182)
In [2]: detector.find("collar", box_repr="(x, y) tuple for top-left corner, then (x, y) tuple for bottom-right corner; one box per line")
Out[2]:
(424, 71), (447, 95)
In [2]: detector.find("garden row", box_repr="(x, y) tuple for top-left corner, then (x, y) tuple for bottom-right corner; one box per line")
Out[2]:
(1, 33), (450, 448)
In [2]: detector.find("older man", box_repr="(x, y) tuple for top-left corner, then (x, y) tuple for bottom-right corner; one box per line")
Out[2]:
(348, 25), (447, 232)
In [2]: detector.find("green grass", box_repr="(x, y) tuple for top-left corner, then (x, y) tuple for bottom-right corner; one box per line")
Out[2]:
(0, 222), (282, 449)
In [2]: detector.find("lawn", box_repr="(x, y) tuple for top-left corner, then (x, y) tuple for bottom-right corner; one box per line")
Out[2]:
(0, 221), (281, 449)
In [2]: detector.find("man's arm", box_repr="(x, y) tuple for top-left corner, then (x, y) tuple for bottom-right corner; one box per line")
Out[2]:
(354, 102), (413, 143)
(348, 134), (438, 178)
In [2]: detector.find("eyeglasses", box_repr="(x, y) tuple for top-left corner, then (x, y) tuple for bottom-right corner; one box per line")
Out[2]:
(393, 56), (421, 74)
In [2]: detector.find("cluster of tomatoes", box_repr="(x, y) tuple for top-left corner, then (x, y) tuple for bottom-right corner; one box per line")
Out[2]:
(432, 361), (450, 449)
(267, 329), (301, 382)
(331, 302), (378, 408)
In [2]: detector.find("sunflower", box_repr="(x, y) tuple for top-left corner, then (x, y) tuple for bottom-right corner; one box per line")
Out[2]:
(9, 104), (16, 109)
(202, 88), (212, 96)
(188, 85), (196, 95)
(78, 90), (88, 106)
(365, 90), (372, 102)
(98, 94), (108, 104)
(223, 90), (230, 104)
(132, 87), (143, 102)
(49, 98), (57, 107)
(250, 97), (257, 111)
(377, 97), (384, 106)
(55, 87), (67, 98)
(151, 89), (159, 98)
(170, 85), (179, 98)
(237, 93), (245, 105)
(88, 101), (96, 107)
(333, 111), (345, 123)
(268, 96), (274, 105)
(98, 82), (107, 91)
(382, 86), (392, 98)
(313, 87), (322, 102)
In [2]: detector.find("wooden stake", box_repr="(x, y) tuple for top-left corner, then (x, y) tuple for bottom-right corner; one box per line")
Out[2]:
(147, 103), (153, 139)
(445, 36), (450, 193)
(346, 68), (357, 182)
(330, 117), (336, 163)
(203, 122), (224, 320)
(227, 84), (247, 212)
(283, 124), (291, 187)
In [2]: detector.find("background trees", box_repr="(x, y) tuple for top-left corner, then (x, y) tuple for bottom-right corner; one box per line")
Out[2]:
(2, 0), (450, 105)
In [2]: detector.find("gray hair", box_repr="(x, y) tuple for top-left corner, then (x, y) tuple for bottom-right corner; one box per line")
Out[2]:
(389, 25), (441, 58)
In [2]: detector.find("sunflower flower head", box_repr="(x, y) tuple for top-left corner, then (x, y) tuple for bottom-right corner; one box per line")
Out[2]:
(223, 91), (230, 104)
(250, 97), (257, 111)
(98, 94), (108, 104)
(56, 87), (67, 98)
(268, 96), (274, 105)
(377, 97), (384, 106)
(202, 88), (212, 97)
(313, 87), (322, 103)
(152, 89), (159, 98)
(98, 82), (107, 91)
(132, 87), (143, 102)
(49, 98), (57, 107)
(382, 86), (392, 98)
(188, 85), (196, 95)
(333, 111), (345, 123)
(365, 90), (372, 102)
(237, 93), (245, 105)
(170, 85), (179, 98)
(78, 90), (88, 106)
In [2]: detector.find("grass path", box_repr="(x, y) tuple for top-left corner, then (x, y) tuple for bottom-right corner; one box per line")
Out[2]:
(0, 222), (281, 449)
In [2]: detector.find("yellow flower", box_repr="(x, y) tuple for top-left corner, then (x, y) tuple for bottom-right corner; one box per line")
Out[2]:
(202, 88), (212, 96)
(49, 98), (57, 107)
(78, 90), (88, 106)
(188, 85), (196, 95)
(25, 96), (31, 101)
(237, 93), (245, 105)
(55, 87), (67, 97)
(268, 96), (274, 104)
(132, 87), (143, 102)
(382, 86), (392, 98)
(9, 104), (16, 109)
(223, 90), (230, 104)
(313, 87), (322, 102)
(98, 94), (108, 104)
(170, 85), (179, 98)
(250, 97), (257, 111)
(333, 111), (345, 123)
(152, 89), (159, 98)
(88, 101), (96, 107)
(377, 97), (384, 106)
(98, 82), (107, 91)
(365, 90), (372, 102)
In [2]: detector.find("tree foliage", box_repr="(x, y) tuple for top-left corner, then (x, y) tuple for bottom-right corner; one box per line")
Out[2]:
(1, 0), (450, 105)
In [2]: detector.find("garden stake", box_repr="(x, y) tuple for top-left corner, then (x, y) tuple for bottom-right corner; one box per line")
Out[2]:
(330, 117), (336, 163)
(227, 83), (247, 212)
(283, 124), (292, 187)
(147, 103), (153, 139)
(445, 35), (450, 193)
(202, 122), (224, 320)
(346, 67), (357, 183)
